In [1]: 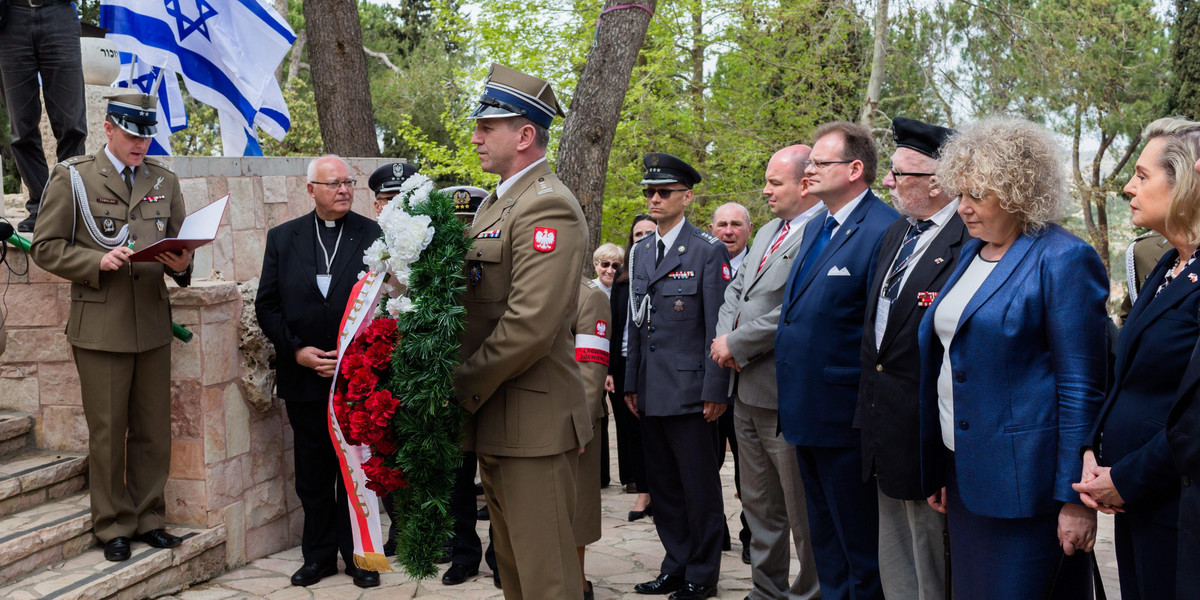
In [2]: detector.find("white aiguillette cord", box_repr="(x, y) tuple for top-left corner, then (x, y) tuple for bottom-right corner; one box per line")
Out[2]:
(628, 239), (651, 327)
(68, 164), (129, 249)
(314, 214), (344, 274)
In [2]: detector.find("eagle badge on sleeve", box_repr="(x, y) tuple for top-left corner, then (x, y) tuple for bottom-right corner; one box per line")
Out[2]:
(533, 227), (557, 252)
(722, 264), (732, 281)
(595, 320), (607, 337)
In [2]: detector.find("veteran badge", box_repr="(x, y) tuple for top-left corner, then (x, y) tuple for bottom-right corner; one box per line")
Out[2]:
(674, 298), (685, 312)
(468, 263), (483, 285)
(102, 218), (116, 234)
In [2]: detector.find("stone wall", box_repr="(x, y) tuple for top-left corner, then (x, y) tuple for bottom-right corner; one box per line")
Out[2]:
(0, 155), (396, 568)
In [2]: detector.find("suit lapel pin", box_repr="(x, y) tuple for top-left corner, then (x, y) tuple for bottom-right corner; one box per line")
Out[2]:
(1189, 273), (1198, 283)
(934, 257), (944, 264)
(678, 245), (685, 253)
(917, 291), (938, 306)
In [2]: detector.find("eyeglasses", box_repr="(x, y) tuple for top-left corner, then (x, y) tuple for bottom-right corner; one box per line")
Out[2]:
(643, 188), (689, 199)
(806, 159), (854, 170)
(311, 179), (357, 190)
(888, 162), (935, 178)
(597, 260), (623, 270)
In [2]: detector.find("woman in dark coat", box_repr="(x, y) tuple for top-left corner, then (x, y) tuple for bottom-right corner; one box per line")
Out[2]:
(609, 214), (657, 520)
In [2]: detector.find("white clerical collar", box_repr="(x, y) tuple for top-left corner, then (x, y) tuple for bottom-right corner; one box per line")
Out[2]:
(656, 218), (687, 252)
(497, 157), (547, 199)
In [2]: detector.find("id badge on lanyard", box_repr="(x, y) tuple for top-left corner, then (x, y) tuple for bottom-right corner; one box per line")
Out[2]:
(316, 274), (332, 297)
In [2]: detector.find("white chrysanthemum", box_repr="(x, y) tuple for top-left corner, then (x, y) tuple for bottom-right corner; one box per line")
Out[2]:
(385, 296), (414, 316)
(363, 239), (389, 274)
(397, 173), (433, 207)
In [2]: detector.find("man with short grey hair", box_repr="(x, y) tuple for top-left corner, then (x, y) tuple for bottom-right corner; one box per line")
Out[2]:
(712, 145), (822, 600)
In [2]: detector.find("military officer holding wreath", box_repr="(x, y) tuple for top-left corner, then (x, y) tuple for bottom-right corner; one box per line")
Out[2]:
(625, 153), (732, 600)
(30, 93), (192, 563)
(455, 63), (592, 600)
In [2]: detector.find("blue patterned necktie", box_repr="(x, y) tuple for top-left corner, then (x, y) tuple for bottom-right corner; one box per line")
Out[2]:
(884, 219), (934, 300)
(793, 215), (838, 287)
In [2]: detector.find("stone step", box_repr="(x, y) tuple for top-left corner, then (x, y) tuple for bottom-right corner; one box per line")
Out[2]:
(0, 524), (226, 600)
(0, 493), (93, 585)
(0, 412), (34, 461)
(0, 451), (88, 518)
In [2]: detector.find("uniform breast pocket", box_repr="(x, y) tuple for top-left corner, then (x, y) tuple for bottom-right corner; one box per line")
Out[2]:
(661, 279), (699, 321)
(138, 203), (168, 242)
(90, 206), (125, 238)
(465, 239), (507, 302)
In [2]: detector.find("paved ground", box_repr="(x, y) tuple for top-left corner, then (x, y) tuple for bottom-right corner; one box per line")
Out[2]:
(166, 420), (1121, 599)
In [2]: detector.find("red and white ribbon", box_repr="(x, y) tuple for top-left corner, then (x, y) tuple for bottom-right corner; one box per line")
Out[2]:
(326, 270), (393, 573)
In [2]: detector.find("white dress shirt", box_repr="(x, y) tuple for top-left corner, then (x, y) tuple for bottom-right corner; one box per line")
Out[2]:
(933, 254), (998, 451)
(496, 157), (547, 198)
(873, 199), (960, 349)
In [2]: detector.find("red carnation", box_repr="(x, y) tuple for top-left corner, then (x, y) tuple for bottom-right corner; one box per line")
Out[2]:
(348, 368), (378, 399)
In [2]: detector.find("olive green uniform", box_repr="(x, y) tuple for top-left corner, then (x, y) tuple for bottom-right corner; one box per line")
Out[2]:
(1118, 232), (1170, 325)
(30, 150), (191, 542)
(572, 277), (611, 547)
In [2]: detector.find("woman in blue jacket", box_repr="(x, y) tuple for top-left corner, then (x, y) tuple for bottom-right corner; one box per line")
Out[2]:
(916, 117), (1107, 599)
(1073, 117), (1200, 600)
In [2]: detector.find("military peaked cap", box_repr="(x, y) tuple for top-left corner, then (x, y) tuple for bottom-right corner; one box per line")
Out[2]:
(441, 185), (489, 217)
(641, 152), (702, 188)
(105, 93), (158, 138)
(892, 117), (955, 159)
(368, 162), (419, 195)
(468, 63), (565, 129)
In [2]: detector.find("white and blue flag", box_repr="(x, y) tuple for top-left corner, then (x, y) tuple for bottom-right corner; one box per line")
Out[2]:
(100, 0), (295, 155)
(115, 53), (188, 155)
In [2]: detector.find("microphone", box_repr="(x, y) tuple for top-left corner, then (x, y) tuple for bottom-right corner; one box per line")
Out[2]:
(0, 221), (12, 241)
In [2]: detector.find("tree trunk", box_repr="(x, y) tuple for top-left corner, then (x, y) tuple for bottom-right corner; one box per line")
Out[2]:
(860, 0), (889, 128)
(689, 2), (707, 165)
(556, 0), (657, 272)
(301, 0), (379, 157)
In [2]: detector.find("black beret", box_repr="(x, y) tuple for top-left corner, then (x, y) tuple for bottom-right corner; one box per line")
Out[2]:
(641, 152), (702, 188)
(368, 162), (419, 195)
(892, 117), (955, 159)
(440, 185), (489, 216)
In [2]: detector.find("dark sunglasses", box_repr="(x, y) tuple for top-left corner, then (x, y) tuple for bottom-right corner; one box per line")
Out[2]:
(642, 188), (689, 199)
(598, 260), (623, 270)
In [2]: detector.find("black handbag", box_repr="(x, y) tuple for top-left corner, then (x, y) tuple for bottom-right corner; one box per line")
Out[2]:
(1043, 551), (1107, 600)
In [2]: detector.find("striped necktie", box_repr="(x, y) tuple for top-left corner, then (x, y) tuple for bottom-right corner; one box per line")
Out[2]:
(883, 219), (934, 300)
(757, 221), (790, 273)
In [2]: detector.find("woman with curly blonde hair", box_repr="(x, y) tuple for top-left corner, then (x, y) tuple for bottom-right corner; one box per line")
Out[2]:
(915, 116), (1109, 598)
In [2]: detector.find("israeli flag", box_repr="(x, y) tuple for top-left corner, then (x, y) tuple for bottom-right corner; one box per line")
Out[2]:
(100, 0), (295, 150)
(115, 53), (188, 156)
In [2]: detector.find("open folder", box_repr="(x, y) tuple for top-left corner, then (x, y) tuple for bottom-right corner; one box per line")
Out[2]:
(129, 194), (229, 262)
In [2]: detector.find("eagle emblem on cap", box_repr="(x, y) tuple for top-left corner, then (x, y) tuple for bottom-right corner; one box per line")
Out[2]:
(454, 189), (471, 211)
(647, 153), (659, 167)
(392, 163), (405, 179)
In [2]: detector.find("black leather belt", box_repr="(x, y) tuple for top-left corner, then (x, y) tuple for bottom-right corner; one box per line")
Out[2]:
(9, 0), (70, 8)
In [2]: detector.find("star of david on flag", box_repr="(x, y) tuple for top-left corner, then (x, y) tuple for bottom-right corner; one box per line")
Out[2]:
(100, 0), (295, 156)
(115, 53), (188, 155)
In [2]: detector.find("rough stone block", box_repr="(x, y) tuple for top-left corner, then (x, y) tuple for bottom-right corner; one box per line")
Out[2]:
(170, 439), (205, 480)
(192, 244), (215, 281)
(262, 175), (288, 204)
(244, 515), (291, 563)
(201, 320), (240, 386)
(222, 500), (245, 566)
(227, 178), (264, 231)
(171, 379), (203, 439)
(0, 371), (38, 414)
(205, 458), (244, 510)
(232, 230), (266, 283)
(204, 410), (227, 464)
(2, 328), (71, 363)
(211, 224), (234, 281)
(223, 384), (250, 457)
(165, 478), (206, 526)
(248, 414), (283, 483)
(179, 178), (210, 213)
(208, 178), (231, 217)
(173, 306), (201, 326)
(202, 384), (225, 414)
(35, 361), (79, 407)
(171, 334), (203, 380)
(244, 480), (286, 528)
(36, 406), (87, 452)
(3, 284), (61, 327)
(201, 299), (241, 326)
(171, 281), (241, 305)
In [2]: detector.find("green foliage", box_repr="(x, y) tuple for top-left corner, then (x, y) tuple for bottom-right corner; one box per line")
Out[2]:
(384, 190), (471, 579)
(1171, 0), (1200, 118)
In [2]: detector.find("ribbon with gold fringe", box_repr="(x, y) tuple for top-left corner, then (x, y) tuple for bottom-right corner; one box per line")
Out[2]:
(326, 270), (393, 573)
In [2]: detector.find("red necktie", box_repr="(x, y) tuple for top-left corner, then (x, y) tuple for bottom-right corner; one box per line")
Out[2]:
(757, 221), (791, 273)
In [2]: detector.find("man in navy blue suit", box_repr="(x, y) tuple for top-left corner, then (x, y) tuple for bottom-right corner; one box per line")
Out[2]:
(776, 121), (898, 600)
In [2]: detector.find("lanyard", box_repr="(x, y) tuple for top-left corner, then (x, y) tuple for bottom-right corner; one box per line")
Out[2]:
(314, 216), (344, 275)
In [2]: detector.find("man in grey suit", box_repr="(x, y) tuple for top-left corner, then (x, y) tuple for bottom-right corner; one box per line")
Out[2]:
(711, 145), (822, 600)
(626, 152), (732, 600)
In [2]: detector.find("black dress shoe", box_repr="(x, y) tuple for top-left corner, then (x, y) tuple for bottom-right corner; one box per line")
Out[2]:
(628, 502), (653, 522)
(346, 566), (380, 588)
(477, 505), (490, 520)
(16, 217), (35, 233)
(669, 582), (718, 600)
(103, 537), (131, 562)
(625, 483), (638, 494)
(441, 563), (479, 585)
(634, 573), (685, 595)
(135, 529), (182, 548)
(291, 562), (337, 586)
(585, 580), (595, 600)
(741, 544), (751, 564)
(493, 570), (502, 588)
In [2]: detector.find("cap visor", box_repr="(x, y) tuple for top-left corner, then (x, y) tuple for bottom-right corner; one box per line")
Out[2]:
(114, 119), (156, 138)
(469, 104), (521, 121)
